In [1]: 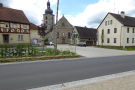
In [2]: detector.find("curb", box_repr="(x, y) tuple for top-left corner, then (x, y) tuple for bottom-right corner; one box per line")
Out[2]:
(27, 70), (135, 90)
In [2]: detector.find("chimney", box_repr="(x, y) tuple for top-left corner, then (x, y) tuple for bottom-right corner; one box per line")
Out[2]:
(121, 11), (125, 18)
(0, 3), (3, 8)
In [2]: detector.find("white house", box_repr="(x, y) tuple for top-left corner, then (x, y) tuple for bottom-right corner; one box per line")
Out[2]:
(97, 11), (135, 48)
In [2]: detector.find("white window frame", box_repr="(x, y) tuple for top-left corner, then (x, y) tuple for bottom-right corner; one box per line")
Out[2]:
(5, 23), (9, 28)
(18, 35), (24, 40)
(24, 25), (27, 29)
(13, 24), (17, 28)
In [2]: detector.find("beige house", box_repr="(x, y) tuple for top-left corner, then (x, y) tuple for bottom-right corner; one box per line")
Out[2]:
(71, 26), (97, 46)
(97, 11), (135, 48)
(0, 3), (30, 45)
(30, 23), (42, 45)
(53, 15), (74, 44)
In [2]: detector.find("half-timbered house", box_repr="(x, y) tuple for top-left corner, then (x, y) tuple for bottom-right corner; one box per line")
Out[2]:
(0, 3), (30, 45)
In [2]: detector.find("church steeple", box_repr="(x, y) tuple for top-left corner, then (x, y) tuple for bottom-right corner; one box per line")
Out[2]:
(45, 0), (53, 14)
(47, 0), (50, 9)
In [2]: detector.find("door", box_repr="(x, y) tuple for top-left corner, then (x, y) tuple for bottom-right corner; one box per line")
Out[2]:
(3, 34), (9, 44)
(62, 38), (65, 44)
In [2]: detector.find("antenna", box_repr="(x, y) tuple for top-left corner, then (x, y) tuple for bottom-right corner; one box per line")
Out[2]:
(114, 0), (117, 13)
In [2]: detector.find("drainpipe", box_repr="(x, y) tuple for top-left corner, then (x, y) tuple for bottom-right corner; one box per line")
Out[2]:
(120, 26), (123, 47)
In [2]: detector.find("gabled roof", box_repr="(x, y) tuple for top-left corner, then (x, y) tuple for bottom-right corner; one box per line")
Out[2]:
(0, 7), (30, 24)
(75, 26), (97, 39)
(54, 15), (73, 28)
(30, 23), (38, 30)
(110, 13), (135, 27)
(97, 12), (135, 29)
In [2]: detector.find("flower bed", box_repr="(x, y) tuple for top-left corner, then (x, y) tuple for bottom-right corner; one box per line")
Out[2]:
(0, 55), (81, 63)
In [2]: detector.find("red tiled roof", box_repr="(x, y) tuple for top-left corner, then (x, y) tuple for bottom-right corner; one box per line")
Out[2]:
(0, 7), (30, 24)
(30, 23), (38, 30)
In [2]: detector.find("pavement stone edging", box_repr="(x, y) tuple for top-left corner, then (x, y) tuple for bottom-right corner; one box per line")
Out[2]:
(27, 70), (135, 90)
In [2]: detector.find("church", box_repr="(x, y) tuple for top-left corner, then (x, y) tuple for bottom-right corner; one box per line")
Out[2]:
(44, 0), (74, 44)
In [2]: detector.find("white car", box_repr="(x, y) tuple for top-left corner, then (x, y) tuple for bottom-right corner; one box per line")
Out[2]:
(50, 42), (54, 45)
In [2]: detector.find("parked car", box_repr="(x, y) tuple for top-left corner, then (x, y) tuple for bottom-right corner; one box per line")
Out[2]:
(44, 42), (50, 45)
(44, 42), (54, 45)
(78, 43), (87, 47)
(50, 42), (54, 45)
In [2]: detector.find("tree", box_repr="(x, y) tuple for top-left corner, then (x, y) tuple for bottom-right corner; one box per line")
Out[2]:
(101, 29), (104, 46)
(38, 23), (50, 50)
(78, 34), (80, 40)
(44, 38), (48, 43)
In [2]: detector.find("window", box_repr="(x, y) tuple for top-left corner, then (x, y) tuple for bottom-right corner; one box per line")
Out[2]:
(18, 35), (23, 40)
(46, 21), (47, 24)
(24, 25), (27, 29)
(57, 32), (59, 38)
(127, 28), (129, 33)
(52, 17), (53, 20)
(13, 24), (17, 28)
(46, 16), (47, 19)
(108, 21), (109, 25)
(68, 32), (70, 38)
(114, 28), (117, 33)
(52, 21), (53, 24)
(110, 20), (113, 24)
(63, 32), (65, 36)
(62, 23), (65, 26)
(107, 38), (110, 43)
(133, 28), (134, 33)
(5, 23), (9, 28)
(108, 29), (110, 34)
(114, 38), (116, 43)
(132, 38), (134, 43)
(127, 38), (129, 43)
(105, 21), (107, 25)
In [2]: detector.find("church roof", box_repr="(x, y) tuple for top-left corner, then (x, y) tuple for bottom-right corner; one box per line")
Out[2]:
(0, 4), (29, 24)
(75, 26), (97, 39)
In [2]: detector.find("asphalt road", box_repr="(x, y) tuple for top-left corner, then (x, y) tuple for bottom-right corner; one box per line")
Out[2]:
(0, 55), (135, 90)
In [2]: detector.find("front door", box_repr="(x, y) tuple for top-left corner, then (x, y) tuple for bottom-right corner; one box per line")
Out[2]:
(3, 34), (9, 44)
(62, 38), (65, 44)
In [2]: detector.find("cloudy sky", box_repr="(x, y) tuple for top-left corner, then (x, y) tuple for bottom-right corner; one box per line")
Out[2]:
(1, 0), (135, 28)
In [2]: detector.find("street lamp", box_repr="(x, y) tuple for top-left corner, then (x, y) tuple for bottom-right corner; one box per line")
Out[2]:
(73, 33), (77, 54)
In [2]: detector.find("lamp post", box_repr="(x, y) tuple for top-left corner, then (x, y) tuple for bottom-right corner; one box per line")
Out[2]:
(73, 33), (77, 54)
(55, 0), (59, 52)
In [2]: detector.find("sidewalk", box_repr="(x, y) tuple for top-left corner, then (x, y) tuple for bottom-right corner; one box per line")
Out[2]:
(62, 73), (135, 90)
(28, 70), (135, 90)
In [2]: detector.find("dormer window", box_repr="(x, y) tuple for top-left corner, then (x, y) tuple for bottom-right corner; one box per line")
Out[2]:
(24, 25), (27, 29)
(13, 24), (17, 28)
(5, 23), (9, 28)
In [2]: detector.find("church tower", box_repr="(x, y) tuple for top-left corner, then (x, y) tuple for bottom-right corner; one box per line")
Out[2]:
(43, 0), (55, 31)
(43, 0), (55, 42)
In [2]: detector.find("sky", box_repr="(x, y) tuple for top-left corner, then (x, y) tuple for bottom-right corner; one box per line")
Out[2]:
(1, 0), (135, 28)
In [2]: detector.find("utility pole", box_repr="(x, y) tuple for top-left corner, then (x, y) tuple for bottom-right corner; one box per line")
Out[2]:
(55, 0), (59, 52)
